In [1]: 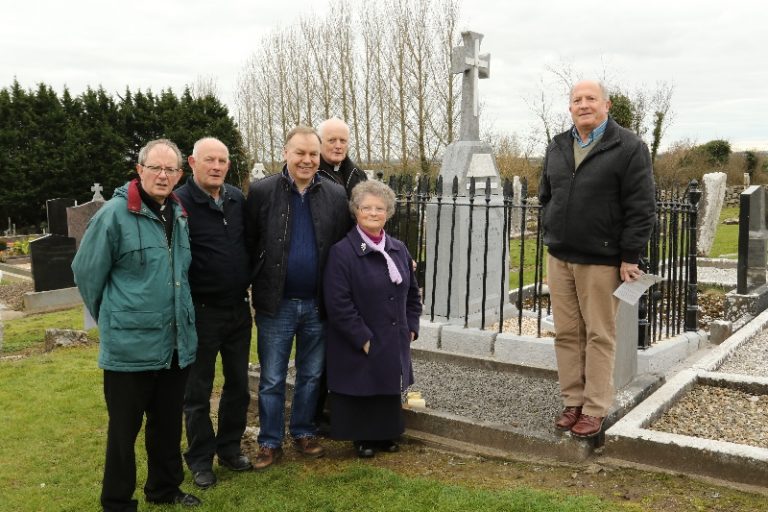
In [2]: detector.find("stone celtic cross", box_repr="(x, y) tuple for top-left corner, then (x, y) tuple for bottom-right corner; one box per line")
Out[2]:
(91, 182), (105, 202)
(451, 31), (490, 141)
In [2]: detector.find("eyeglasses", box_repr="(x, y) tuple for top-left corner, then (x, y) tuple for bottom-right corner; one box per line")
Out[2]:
(141, 164), (182, 176)
(359, 206), (386, 214)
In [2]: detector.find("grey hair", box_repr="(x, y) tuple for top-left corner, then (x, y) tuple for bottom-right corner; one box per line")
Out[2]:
(317, 117), (350, 140)
(349, 180), (397, 220)
(137, 139), (183, 168)
(192, 137), (229, 159)
(569, 80), (610, 102)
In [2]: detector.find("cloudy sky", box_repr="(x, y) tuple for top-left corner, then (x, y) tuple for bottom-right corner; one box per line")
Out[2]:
(2, 0), (766, 152)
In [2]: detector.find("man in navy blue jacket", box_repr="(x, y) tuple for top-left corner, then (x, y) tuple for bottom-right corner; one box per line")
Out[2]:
(176, 138), (253, 489)
(245, 126), (350, 470)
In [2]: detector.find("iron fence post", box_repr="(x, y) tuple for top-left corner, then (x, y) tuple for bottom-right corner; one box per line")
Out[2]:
(685, 180), (701, 331)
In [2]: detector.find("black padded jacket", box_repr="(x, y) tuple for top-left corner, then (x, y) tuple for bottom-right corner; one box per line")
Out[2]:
(538, 118), (656, 266)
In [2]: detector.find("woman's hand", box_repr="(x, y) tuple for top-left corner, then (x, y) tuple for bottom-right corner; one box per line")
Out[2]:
(410, 332), (416, 342)
(363, 340), (370, 354)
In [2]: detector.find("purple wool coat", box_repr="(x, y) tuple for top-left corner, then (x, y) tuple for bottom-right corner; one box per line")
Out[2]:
(323, 228), (422, 396)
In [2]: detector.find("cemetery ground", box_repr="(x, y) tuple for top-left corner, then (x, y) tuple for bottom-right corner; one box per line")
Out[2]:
(2, 306), (767, 512)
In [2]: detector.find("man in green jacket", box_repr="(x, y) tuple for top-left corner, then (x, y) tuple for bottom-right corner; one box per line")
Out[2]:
(72, 139), (201, 510)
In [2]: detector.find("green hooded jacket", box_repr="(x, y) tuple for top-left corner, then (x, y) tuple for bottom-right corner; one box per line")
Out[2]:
(72, 179), (197, 371)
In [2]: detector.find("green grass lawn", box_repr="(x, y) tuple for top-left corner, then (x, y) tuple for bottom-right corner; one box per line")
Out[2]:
(0, 346), (616, 512)
(708, 206), (739, 258)
(2, 309), (765, 511)
(0, 310), (625, 512)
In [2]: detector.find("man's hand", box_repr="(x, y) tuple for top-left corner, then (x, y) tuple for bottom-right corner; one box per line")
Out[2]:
(363, 340), (370, 354)
(620, 262), (643, 282)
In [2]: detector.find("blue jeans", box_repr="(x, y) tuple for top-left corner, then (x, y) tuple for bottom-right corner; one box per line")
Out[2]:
(255, 298), (325, 448)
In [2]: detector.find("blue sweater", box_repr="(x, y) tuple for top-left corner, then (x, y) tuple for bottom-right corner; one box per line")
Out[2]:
(284, 189), (318, 299)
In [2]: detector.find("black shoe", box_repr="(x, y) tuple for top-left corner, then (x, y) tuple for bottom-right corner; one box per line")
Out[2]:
(192, 470), (217, 489)
(147, 492), (201, 507)
(354, 441), (375, 458)
(218, 453), (252, 471)
(377, 440), (400, 453)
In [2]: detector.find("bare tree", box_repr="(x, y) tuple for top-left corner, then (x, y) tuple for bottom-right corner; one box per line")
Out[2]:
(189, 74), (220, 100)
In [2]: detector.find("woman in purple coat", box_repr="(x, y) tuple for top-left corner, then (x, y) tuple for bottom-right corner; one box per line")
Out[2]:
(323, 180), (422, 458)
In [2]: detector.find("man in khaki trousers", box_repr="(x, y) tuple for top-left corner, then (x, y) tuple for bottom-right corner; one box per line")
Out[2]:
(539, 80), (656, 438)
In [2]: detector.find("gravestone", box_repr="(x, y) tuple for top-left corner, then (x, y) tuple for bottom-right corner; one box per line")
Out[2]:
(250, 163), (266, 181)
(46, 198), (76, 236)
(68, 184), (106, 328)
(509, 176), (524, 237)
(697, 172), (727, 256)
(29, 235), (76, 292)
(424, 31), (508, 326)
(67, 190), (106, 250)
(31, 198), (77, 292)
(724, 185), (768, 319)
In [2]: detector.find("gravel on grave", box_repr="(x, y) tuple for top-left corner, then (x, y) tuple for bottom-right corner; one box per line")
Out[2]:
(410, 358), (562, 433)
(717, 329), (768, 377)
(0, 280), (33, 311)
(650, 384), (768, 449)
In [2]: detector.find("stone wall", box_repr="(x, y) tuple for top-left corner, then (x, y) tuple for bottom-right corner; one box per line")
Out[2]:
(724, 185), (748, 207)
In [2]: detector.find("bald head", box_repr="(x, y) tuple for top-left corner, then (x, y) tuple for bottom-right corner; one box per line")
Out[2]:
(318, 117), (350, 166)
(188, 137), (230, 198)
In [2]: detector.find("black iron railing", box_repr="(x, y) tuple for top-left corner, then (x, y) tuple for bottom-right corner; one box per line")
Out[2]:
(386, 175), (699, 347)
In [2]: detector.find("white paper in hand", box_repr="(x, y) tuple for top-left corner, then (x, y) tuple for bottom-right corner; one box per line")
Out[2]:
(613, 273), (664, 305)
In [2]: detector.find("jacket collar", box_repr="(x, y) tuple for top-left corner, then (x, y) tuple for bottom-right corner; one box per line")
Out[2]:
(185, 176), (230, 205)
(126, 178), (187, 217)
(281, 165), (320, 192)
(347, 226), (400, 257)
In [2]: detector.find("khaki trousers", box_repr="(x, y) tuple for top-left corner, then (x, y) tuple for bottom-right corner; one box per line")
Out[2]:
(547, 255), (620, 417)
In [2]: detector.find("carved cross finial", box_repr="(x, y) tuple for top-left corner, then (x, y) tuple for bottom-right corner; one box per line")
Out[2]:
(451, 31), (490, 141)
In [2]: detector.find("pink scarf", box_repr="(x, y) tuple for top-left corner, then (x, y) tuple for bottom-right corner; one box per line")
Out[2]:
(356, 225), (403, 284)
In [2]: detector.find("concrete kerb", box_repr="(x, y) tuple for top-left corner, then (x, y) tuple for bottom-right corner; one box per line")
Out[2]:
(606, 309), (768, 487)
(693, 306), (768, 371)
(636, 330), (709, 375)
(403, 406), (593, 463)
(606, 370), (768, 487)
(494, 333), (556, 369)
(23, 287), (83, 314)
(439, 323), (496, 356)
(0, 262), (32, 280)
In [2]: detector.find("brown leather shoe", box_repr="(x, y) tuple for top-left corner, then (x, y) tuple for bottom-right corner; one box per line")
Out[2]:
(252, 445), (283, 470)
(570, 414), (604, 438)
(293, 436), (325, 458)
(555, 406), (582, 431)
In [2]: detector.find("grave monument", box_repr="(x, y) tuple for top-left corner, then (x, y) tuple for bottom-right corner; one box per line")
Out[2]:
(697, 172), (727, 256)
(424, 31), (508, 326)
(67, 183), (106, 249)
(29, 198), (77, 292)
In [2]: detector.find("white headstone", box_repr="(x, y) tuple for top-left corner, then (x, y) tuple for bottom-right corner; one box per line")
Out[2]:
(250, 163), (267, 181)
(697, 172), (727, 256)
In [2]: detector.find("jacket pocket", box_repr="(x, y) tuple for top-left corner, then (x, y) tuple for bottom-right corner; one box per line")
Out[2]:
(108, 311), (166, 363)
